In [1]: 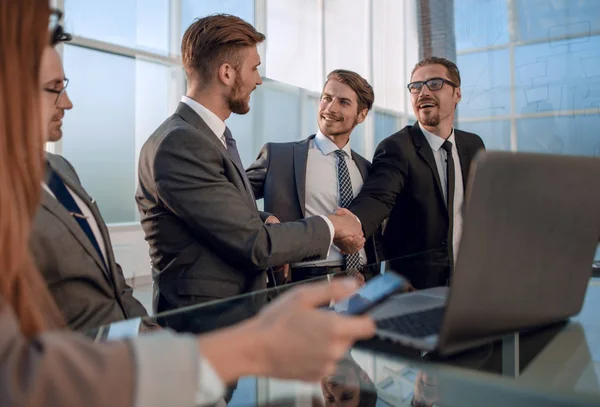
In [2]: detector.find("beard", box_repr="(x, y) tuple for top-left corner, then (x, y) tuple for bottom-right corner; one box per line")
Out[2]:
(227, 74), (251, 115)
(419, 109), (441, 127)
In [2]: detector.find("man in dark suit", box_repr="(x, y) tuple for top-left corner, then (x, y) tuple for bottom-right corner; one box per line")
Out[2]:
(346, 57), (486, 289)
(247, 70), (380, 283)
(31, 28), (148, 331)
(136, 15), (364, 313)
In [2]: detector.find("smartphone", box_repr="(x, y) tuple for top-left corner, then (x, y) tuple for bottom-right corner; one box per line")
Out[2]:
(333, 272), (410, 315)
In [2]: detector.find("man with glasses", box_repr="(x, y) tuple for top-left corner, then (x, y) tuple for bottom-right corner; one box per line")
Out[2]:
(30, 22), (150, 331)
(345, 57), (485, 290)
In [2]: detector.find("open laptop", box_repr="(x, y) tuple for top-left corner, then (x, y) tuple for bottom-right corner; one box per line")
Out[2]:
(368, 151), (600, 356)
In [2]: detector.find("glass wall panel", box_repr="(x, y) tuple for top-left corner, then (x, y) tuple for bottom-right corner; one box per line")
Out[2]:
(374, 111), (400, 147)
(514, 35), (600, 115)
(517, 116), (600, 156)
(62, 45), (136, 223)
(349, 122), (367, 158)
(266, 0), (321, 92)
(454, 0), (509, 51)
(373, 0), (407, 112)
(181, 0), (254, 40)
(62, 45), (170, 223)
(303, 96), (320, 138)
(457, 49), (511, 118)
(515, 0), (600, 43)
(458, 120), (511, 151)
(64, 0), (169, 54)
(324, 0), (369, 79)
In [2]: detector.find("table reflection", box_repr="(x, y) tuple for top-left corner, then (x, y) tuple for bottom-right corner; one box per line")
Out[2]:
(86, 255), (600, 406)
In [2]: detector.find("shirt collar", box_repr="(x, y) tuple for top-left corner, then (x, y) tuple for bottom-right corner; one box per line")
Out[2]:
(420, 125), (455, 152)
(181, 96), (226, 139)
(314, 131), (353, 157)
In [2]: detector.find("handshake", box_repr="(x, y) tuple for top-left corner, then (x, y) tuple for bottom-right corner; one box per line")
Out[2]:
(327, 208), (365, 254)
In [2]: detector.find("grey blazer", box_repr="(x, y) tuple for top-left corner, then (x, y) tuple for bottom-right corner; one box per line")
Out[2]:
(246, 135), (382, 265)
(135, 103), (331, 312)
(30, 153), (148, 331)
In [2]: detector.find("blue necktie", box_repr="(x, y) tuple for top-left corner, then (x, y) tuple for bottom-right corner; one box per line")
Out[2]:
(334, 150), (363, 271)
(223, 127), (256, 203)
(46, 163), (108, 271)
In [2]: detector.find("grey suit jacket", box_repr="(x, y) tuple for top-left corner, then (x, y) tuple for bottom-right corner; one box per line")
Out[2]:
(246, 135), (381, 265)
(135, 103), (331, 311)
(30, 153), (148, 331)
(0, 294), (201, 407)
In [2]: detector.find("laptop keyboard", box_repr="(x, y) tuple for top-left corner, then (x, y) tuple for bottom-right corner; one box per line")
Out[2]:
(376, 307), (445, 338)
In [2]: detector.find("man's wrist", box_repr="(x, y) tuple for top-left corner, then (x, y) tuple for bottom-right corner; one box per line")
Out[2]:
(225, 318), (269, 378)
(197, 319), (267, 384)
(319, 215), (335, 245)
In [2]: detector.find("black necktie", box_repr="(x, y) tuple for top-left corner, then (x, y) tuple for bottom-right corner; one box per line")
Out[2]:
(223, 127), (256, 203)
(441, 140), (455, 264)
(46, 163), (108, 271)
(334, 150), (363, 271)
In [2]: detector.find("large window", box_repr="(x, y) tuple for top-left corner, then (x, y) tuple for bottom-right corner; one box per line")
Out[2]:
(373, 0), (416, 113)
(515, 0), (600, 43)
(180, 0), (254, 40)
(265, 0), (321, 92)
(455, 0), (600, 156)
(58, 0), (600, 226)
(61, 45), (170, 223)
(324, 0), (369, 80)
(64, 0), (170, 54)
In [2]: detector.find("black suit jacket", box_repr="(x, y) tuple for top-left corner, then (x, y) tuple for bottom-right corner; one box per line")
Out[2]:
(349, 123), (485, 289)
(135, 103), (331, 312)
(246, 135), (381, 266)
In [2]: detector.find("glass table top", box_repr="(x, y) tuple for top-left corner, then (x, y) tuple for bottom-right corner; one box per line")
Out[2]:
(90, 256), (600, 406)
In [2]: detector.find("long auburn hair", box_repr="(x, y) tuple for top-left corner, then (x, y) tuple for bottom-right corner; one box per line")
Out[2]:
(0, 0), (64, 336)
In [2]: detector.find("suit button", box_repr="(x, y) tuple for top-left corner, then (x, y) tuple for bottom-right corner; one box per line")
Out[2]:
(441, 240), (448, 246)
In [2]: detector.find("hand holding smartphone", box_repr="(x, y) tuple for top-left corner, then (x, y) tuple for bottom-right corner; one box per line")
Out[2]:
(332, 272), (410, 315)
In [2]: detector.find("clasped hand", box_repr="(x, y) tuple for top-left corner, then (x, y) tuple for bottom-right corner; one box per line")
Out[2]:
(327, 208), (365, 254)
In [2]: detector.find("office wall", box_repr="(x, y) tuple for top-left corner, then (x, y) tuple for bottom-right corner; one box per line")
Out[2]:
(52, 0), (600, 281)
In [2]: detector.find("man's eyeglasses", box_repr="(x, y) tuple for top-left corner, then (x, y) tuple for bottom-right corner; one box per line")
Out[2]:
(407, 77), (458, 94)
(44, 78), (69, 104)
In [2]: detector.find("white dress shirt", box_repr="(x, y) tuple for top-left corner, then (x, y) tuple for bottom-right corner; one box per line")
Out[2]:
(294, 131), (367, 267)
(41, 183), (108, 264)
(181, 96), (227, 148)
(420, 127), (464, 263)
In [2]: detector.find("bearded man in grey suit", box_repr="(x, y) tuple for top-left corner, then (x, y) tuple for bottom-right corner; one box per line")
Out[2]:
(136, 15), (364, 313)
(30, 29), (148, 331)
(247, 70), (382, 284)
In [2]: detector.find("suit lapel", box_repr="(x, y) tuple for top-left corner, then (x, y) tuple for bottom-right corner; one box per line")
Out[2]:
(454, 131), (471, 193)
(229, 153), (257, 209)
(177, 102), (256, 209)
(411, 124), (446, 209)
(294, 136), (313, 217)
(40, 186), (110, 278)
(61, 180), (117, 274)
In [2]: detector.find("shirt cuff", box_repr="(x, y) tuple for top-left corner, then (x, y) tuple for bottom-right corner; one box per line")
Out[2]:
(131, 332), (199, 407)
(318, 215), (335, 257)
(196, 354), (226, 406)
